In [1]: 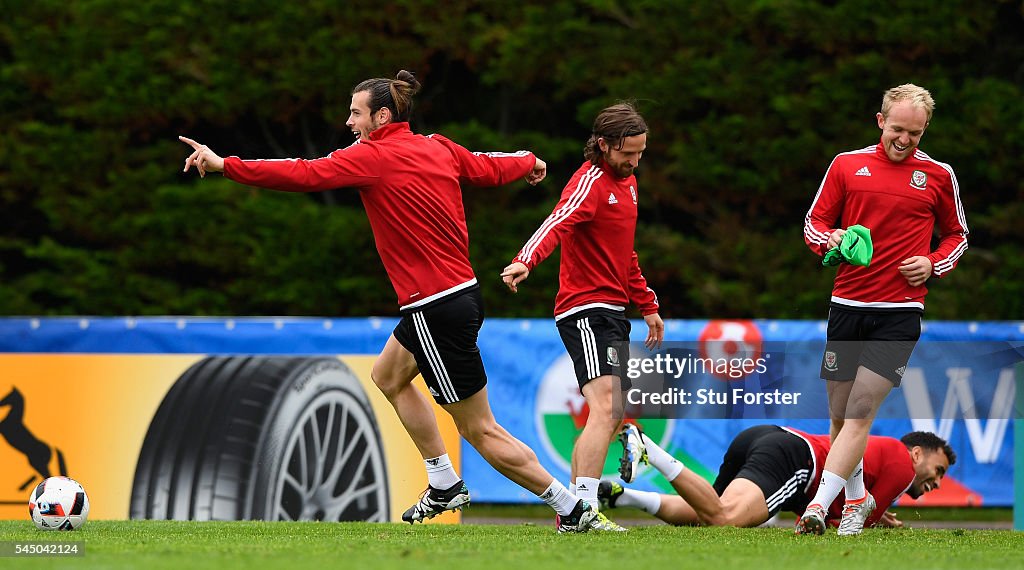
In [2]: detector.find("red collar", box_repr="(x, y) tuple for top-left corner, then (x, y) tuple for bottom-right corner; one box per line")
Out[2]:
(367, 122), (412, 141)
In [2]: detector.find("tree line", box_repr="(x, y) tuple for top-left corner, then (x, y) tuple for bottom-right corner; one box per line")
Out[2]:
(1, 0), (1021, 319)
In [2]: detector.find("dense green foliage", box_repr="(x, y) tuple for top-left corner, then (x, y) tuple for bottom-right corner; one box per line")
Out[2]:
(2, 1), (1021, 318)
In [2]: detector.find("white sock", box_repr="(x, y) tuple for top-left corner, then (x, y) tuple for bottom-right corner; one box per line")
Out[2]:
(808, 469), (846, 511)
(641, 433), (684, 481)
(570, 481), (577, 495)
(424, 454), (460, 490)
(539, 479), (580, 516)
(616, 488), (662, 515)
(575, 477), (600, 510)
(845, 460), (866, 501)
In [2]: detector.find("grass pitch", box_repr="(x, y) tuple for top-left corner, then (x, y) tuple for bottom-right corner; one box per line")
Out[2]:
(1, 519), (1022, 570)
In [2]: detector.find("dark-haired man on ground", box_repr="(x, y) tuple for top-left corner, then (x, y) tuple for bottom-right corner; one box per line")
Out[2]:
(600, 425), (953, 530)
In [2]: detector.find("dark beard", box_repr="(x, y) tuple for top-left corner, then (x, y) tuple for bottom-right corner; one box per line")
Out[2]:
(612, 164), (634, 178)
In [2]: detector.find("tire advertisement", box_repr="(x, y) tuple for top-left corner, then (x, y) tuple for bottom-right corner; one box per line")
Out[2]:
(0, 322), (462, 523)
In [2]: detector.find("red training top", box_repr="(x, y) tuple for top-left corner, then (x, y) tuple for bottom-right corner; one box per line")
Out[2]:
(223, 122), (536, 310)
(514, 160), (659, 320)
(803, 142), (968, 311)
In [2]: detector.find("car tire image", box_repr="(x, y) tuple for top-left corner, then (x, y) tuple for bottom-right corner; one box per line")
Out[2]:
(130, 356), (389, 522)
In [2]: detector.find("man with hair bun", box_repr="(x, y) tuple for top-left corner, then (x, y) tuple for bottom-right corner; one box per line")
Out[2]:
(799, 83), (968, 536)
(179, 70), (602, 532)
(502, 102), (664, 531)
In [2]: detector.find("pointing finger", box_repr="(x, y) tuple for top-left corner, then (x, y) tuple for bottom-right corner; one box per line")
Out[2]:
(178, 135), (202, 150)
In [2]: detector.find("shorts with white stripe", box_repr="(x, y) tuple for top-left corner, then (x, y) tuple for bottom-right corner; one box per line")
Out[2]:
(712, 425), (813, 517)
(393, 286), (487, 405)
(556, 308), (631, 390)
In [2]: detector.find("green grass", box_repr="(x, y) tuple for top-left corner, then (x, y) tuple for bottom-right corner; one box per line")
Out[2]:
(465, 503), (1015, 523)
(1, 520), (1022, 570)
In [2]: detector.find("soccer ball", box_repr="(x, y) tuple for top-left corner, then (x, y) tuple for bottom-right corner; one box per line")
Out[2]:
(29, 476), (90, 531)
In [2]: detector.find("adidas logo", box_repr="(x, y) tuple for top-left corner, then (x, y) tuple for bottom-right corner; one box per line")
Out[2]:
(895, 366), (906, 377)
(428, 386), (440, 397)
(855, 166), (871, 176)
(576, 483), (589, 491)
(608, 193), (618, 205)
(426, 458), (440, 466)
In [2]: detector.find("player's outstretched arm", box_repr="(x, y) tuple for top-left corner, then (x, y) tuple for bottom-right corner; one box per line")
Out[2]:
(179, 136), (225, 178)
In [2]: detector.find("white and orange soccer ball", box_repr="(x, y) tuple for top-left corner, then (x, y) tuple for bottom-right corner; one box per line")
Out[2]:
(28, 476), (90, 531)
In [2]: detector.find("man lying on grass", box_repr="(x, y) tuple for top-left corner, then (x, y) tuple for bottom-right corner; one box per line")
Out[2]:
(607, 424), (953, 532)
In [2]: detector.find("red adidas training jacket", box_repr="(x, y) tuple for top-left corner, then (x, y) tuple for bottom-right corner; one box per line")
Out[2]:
(803, 142), (968, 311)
(223, 122), (536, 310)
(514, 160), (659, 320)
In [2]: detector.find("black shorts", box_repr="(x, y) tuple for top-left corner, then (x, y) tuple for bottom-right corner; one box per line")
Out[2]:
(820, 306), (922, 386)
(556, 308), (631, 390)
(712, 425), (814, 517)
(393, 286), (487, 405)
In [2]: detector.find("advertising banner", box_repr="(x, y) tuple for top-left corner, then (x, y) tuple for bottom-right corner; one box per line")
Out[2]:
(0, 318), (461, 523)
(1, 317), (1020, 519)
(470, 319), (1023, 507)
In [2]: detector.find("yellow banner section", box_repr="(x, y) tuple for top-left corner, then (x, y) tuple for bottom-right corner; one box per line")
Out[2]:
(0, 354), (461, 524)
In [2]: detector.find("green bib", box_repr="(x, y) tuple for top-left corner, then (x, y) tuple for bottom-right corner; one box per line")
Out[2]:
(822, 225), (873, 267)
